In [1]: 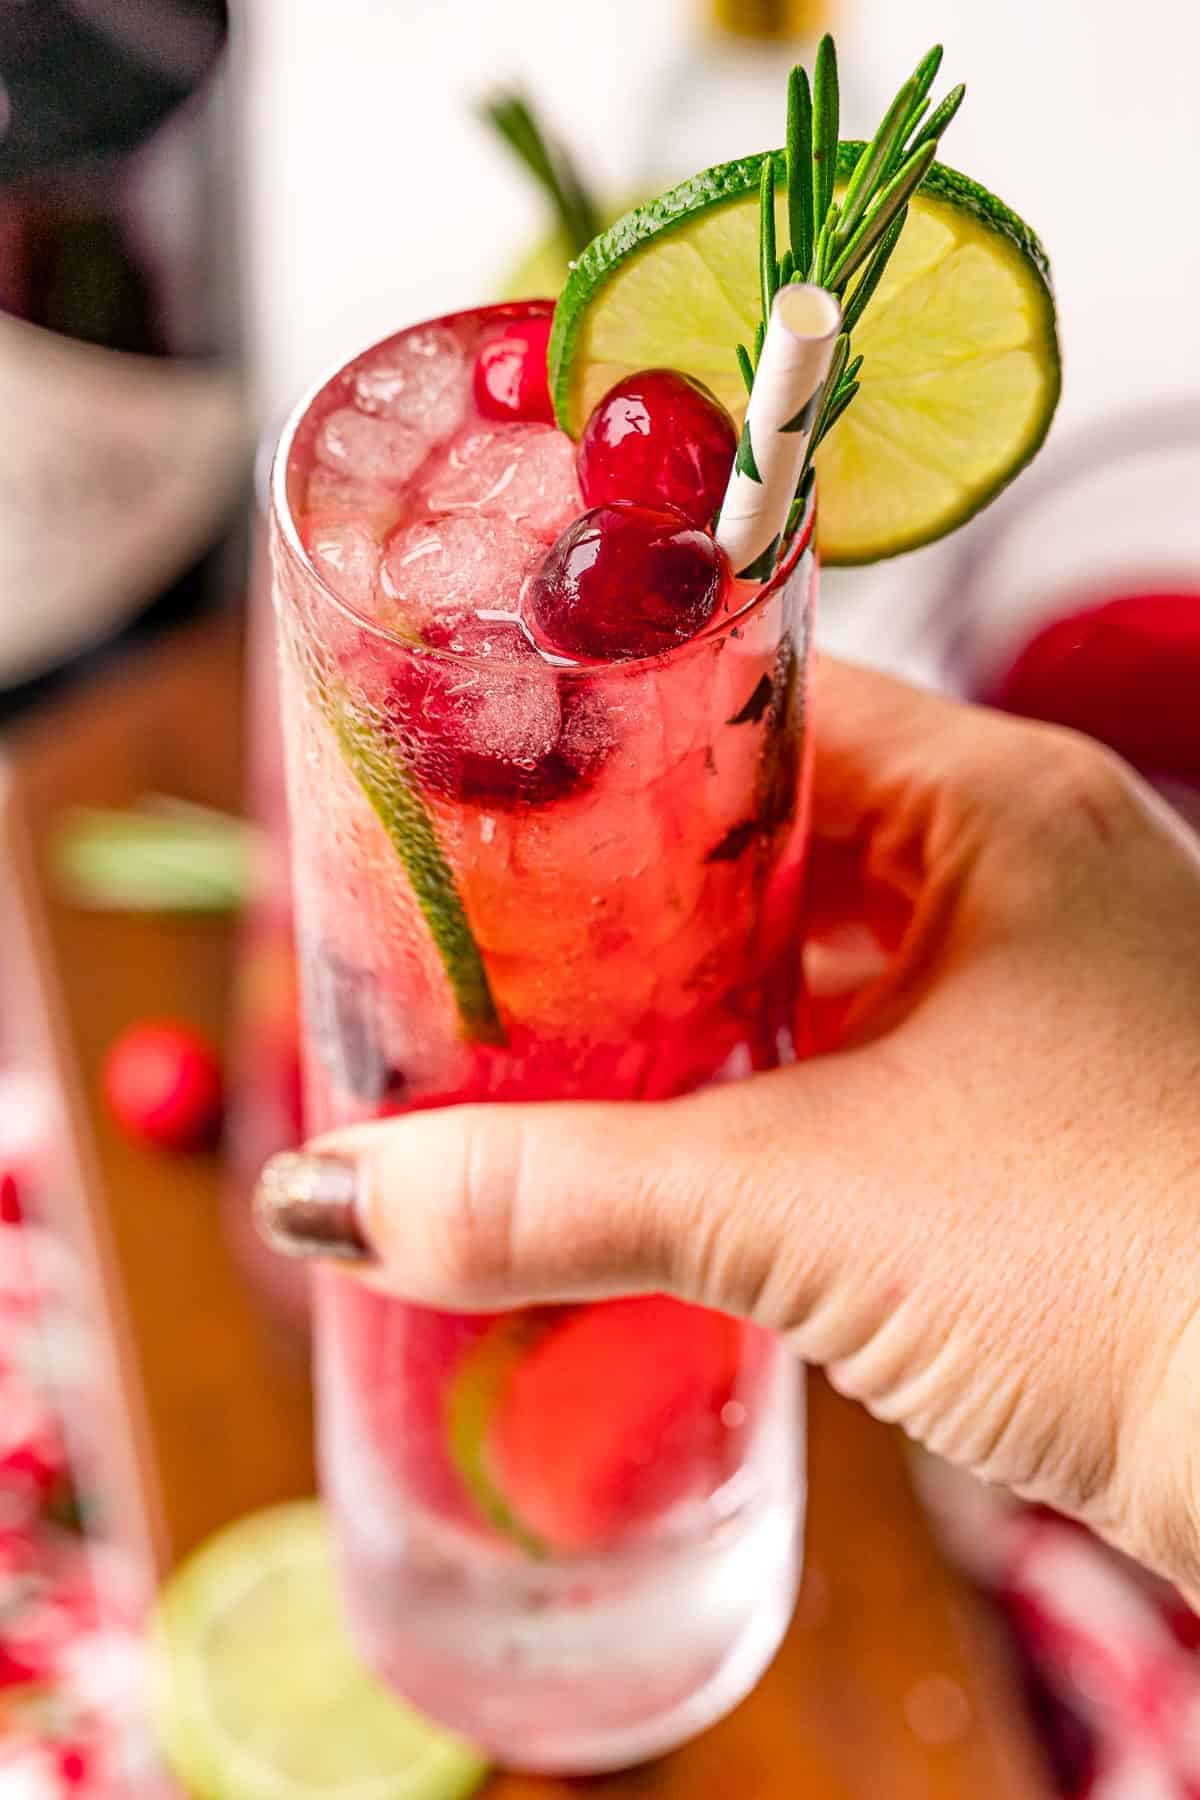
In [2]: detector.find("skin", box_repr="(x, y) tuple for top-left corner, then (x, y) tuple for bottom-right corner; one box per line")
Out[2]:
(312, 658), (1200, 1600)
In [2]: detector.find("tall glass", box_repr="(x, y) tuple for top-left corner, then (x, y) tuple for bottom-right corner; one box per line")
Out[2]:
(270, 303), (812, 1772)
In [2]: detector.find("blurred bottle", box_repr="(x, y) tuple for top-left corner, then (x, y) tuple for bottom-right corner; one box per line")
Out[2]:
(0, 0), (244, 715)
(638, 0), (872, 189)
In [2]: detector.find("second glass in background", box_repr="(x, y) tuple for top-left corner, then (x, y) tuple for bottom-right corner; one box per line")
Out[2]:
(924, 405), (1200, 827)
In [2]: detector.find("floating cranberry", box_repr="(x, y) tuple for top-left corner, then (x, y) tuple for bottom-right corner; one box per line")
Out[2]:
(577, 369), (737, 528)
(473, 313), (556, 425)
(525, 501), (727, 662)
(102, 1019), (223, 1152)
(388, 614), (608, 807)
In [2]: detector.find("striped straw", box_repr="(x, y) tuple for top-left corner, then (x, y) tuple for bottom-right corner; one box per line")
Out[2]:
(715, 284), (842, 581)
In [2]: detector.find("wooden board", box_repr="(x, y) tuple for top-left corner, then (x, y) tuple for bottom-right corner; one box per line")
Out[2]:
(1, 617), (1053, 1797)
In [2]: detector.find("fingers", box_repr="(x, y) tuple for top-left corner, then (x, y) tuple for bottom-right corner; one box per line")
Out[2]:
(257, 1054), (900, 1330)
(262, 1032), (1028, 1388)
(811, 656), (1003, 846)
(248, 654), (1200, 1582)
(808, 655), (1192, 972)
(807, 658), (1025, 1015)
(812, 653), (1181, 863)
(347, 1098), (688, 1307)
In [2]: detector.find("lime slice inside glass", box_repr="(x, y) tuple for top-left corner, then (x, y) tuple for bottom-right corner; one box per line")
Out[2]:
(150, 1500), (488, 1800)
(549, 145), (1060, 564)
(448, 1300), (749, 1556)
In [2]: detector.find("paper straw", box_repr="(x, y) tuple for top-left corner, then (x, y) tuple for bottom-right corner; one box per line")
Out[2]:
(715, 284), (842, 581)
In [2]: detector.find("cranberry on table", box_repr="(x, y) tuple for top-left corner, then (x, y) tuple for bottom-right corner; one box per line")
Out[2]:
(102, 1018), (224, 1152)
(525, 501), (727, 662)
(577, 369), (737, 528)
(473, 313), (556, 425)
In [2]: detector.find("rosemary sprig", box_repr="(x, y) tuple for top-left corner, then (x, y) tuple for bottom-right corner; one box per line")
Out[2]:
(824, 138), (936, 289)
(480, 90), (601, 258)
(835, 74), (921, 245)
(839, 209), (907, 335)
(739, 38), (966, 532)
(785, 64), (814, 278)
(759, 160), (779, 322)
(890, 44), (944, 174)
(810, 35), (840, 236)
(908, 82), (966, 156)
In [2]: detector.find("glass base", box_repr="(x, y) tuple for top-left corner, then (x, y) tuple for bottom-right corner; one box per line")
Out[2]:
(320, 1363), (805, 1773)
(331, 1479), (803, 1773)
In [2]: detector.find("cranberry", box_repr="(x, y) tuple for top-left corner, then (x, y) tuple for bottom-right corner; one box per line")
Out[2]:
(388, 614), (608, 807)
(577, 369), (737, 528)
(473, 313), (555, 424)
(102, 1019), (223, 1152)
(525, 501), (726, 661)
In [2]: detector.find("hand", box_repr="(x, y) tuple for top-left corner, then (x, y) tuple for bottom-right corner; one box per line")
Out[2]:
(258, 658), (1200, 1594)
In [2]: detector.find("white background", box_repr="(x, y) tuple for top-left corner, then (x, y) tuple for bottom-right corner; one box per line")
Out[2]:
(237, 0), (1200, 661)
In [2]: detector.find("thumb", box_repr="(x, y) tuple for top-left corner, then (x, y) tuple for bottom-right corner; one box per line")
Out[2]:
(264, 1052), (891, 1332)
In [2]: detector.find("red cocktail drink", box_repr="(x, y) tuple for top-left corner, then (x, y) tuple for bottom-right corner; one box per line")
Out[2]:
(271, 303), (813, 1769)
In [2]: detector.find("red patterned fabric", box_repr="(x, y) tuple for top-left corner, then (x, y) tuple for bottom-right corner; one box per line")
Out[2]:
(0, 1069), (174, 1797)
(922, 1461), (1200, 1797)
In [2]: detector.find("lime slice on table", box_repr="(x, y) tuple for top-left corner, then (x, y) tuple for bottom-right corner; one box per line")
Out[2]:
(150, 1501), (488, 1800)
(549, 144), (1060, 564)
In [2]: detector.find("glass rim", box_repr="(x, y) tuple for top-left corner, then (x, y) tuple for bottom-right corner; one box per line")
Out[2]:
(270, 301), (815, 681)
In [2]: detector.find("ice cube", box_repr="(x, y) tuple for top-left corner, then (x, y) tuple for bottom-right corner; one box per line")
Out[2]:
(315, 407), (426, 486)
(304, 466), (394, 518)
(380, 513), (542, 630)
(437, 621), (561, 764)
(387, 612), (576, 810)
(352, 325), (467, 441)
(422, 424), (581, 542)
(557, 680), (612, 778)
(305, 518), (380, 606)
